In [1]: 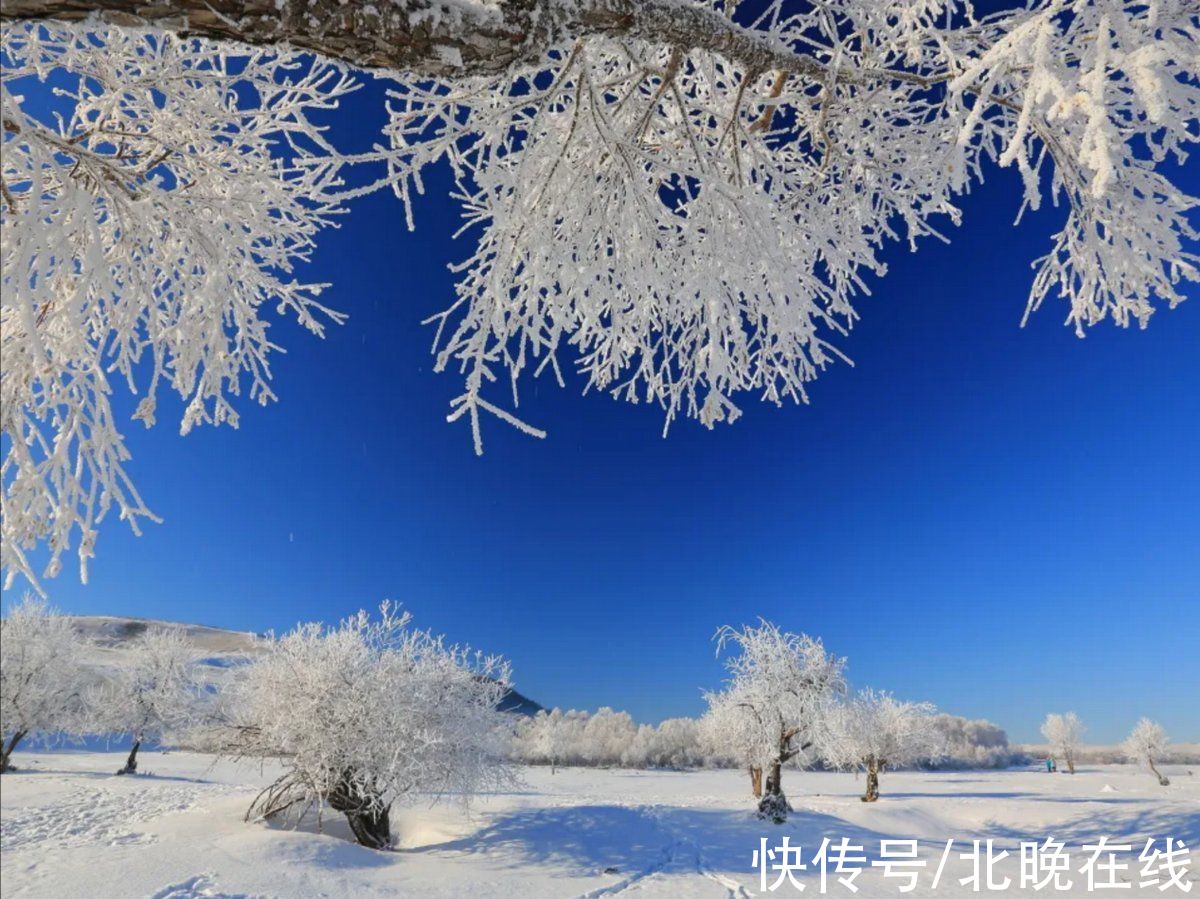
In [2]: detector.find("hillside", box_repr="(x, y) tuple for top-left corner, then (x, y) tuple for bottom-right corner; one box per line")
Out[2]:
(64, 616), (544, 716)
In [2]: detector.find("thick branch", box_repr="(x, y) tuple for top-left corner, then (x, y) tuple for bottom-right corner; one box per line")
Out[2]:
(0, 0), (835, 81)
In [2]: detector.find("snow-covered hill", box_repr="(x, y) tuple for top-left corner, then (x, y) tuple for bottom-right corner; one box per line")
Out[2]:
(64, 616), (545, 715)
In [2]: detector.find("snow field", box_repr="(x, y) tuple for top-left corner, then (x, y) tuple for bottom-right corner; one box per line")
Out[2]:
(2, 752), (1197, 897)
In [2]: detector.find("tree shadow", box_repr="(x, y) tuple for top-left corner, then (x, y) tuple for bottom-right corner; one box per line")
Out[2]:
(882, 791), (1143, 804)
(986, 806), (1200, 847)
(405, 803), (910, 875)
(8, 765), (222, 786)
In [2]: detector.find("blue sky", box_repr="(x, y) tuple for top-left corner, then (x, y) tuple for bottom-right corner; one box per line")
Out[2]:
(5, 57), (1198, 747)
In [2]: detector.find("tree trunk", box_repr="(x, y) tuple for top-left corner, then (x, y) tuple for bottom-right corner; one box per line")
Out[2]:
(1148, 759), (1170, 787)
(756, 760), (791, 823)
(0, 0), (831, 84)
(116, 739), (141, 775)
(1, 730), (27, 773)
(328, 772), (391, 850)
(1065, 753), (1075, 775)
(862, 758), (880, 803)
(340, 803), (391, 849)
(749, 766), (762, 799)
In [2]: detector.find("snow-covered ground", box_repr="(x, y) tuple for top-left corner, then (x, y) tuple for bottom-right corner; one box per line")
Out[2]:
(1, 752), (1196, 897)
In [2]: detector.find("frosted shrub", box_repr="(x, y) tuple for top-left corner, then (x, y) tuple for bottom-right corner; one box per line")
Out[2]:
(927, 714), (1019, 769)
(229, 603), (513, 849)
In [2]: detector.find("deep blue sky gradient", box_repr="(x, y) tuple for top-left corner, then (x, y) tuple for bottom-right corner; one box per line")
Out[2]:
(4, 51), (1198, 746)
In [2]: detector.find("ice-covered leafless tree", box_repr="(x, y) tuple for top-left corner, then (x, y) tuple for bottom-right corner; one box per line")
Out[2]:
(1123, 717), (1170, 786)
(821, 689), (944, 802)
(90, 626), (205, 775)
(3, 1), (1197, 590)
(1040, 711), (1084, 775)
(0, 595), (89, 772)
(704, 621), (846, 822)
(227, 603), (513, 849)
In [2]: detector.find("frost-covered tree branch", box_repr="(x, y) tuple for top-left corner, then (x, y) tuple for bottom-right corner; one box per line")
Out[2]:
(3, 0), (1197, 589)
(2, 27), (352, 590)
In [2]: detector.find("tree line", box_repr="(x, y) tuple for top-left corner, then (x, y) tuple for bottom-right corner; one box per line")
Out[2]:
(1, 599), (1180, 848)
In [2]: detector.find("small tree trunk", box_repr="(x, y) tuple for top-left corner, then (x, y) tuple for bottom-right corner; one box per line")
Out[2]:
(116, 739), (142, 775)
(1148, 759), (1170, 787)
(1066, 753), (1075, 775)
(862, 758), (880, 803)
(328, 771), (391, 850)
(1, 730), (27, 773)
(750, 766), (763, 798)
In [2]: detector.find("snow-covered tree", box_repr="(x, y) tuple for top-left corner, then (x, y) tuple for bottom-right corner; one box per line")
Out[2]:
(821, 689), (943, 802)
(1123, 718), (1170, 786)
(228, 603), (513, 849)
(927, 714), (1016, 769)
(91, 627), (205, 775)
(700, 687), (767, 797)
(522, 708), (571, 773)
(579, 708), (638, 767)
(513, 708), (707, 769)
(623, 718), (704, 770)
(705, 621), (846, 822)
(0, 596), (88, 772)
(3, 1), (1197, 590)
(1040, 711), (1084, 775)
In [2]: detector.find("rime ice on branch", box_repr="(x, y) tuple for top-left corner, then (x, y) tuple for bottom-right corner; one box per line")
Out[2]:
(1, 26), (353, 590)
(3, 1), (1198, 588)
